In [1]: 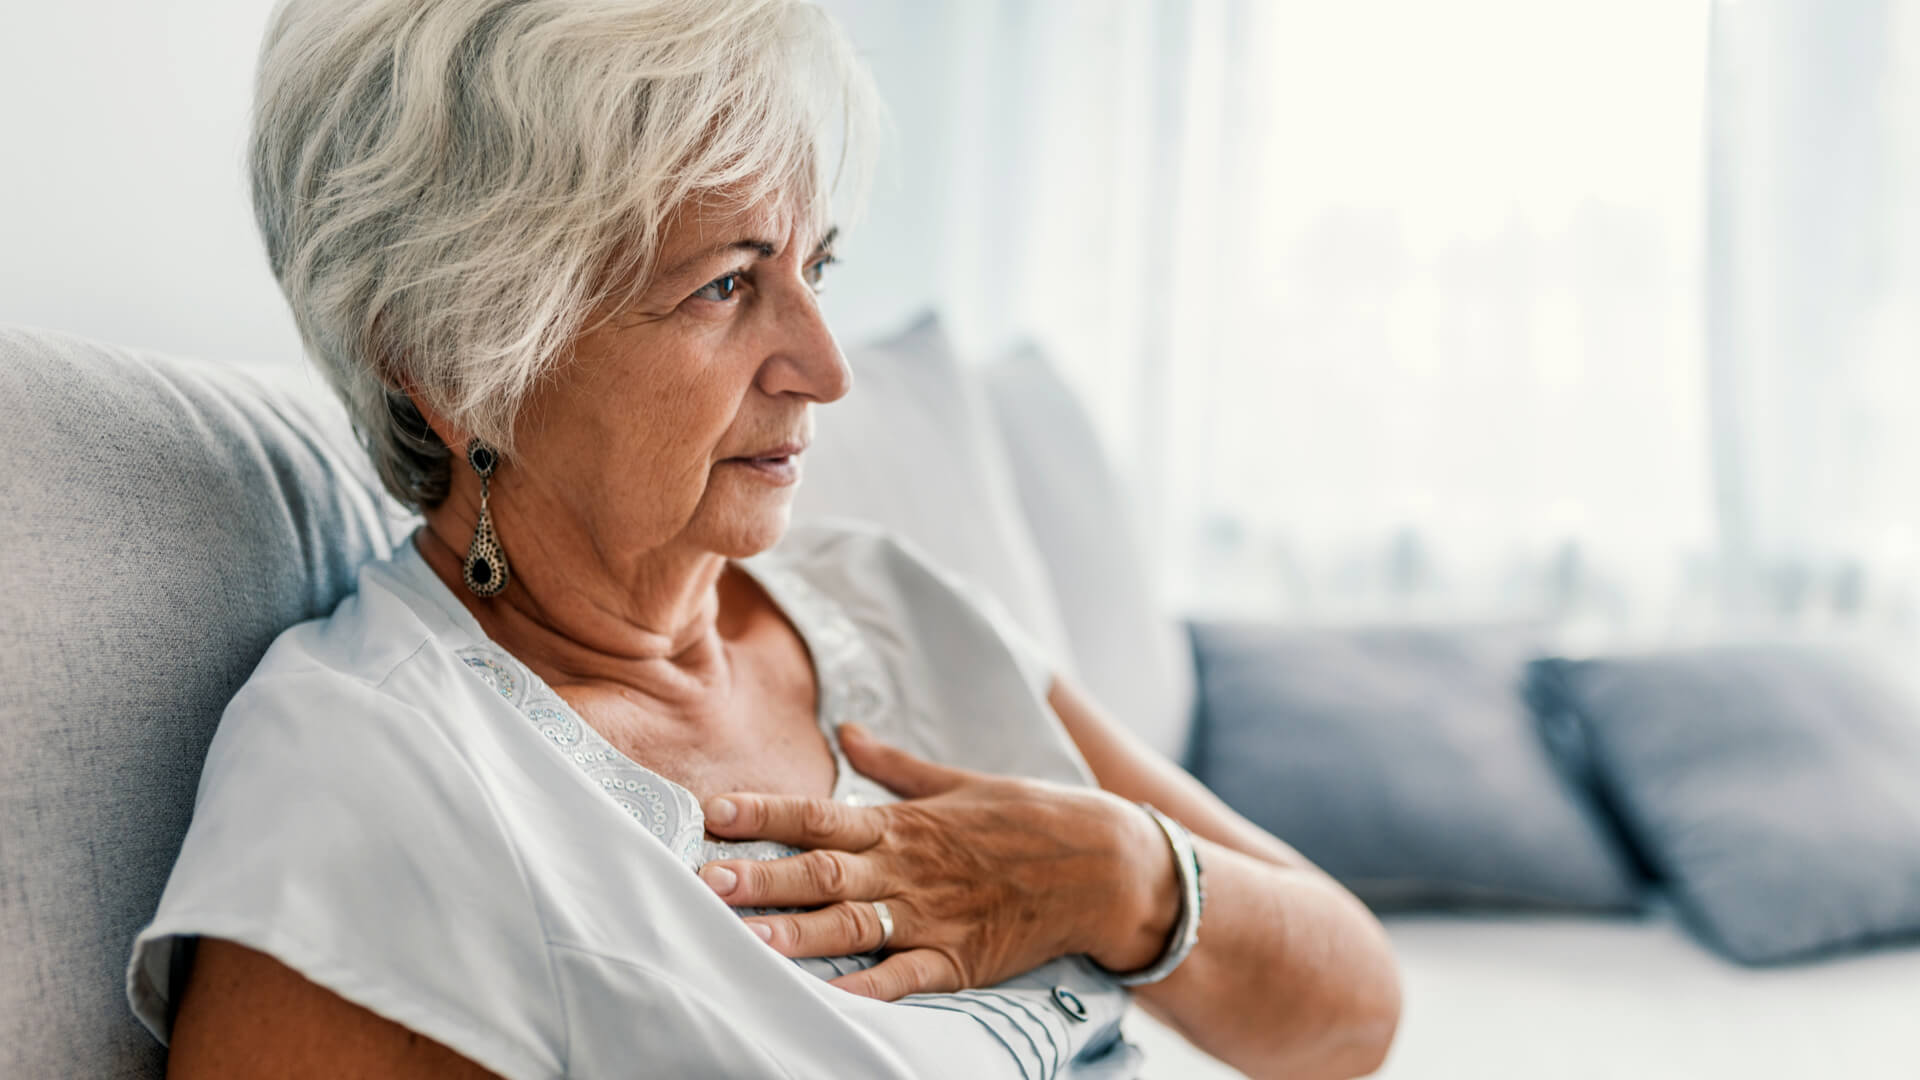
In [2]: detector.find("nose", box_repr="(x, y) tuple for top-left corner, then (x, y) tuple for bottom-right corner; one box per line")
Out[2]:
(757, 285), (852, 404)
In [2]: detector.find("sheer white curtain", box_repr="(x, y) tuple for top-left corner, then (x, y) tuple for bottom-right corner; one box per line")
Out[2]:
(1709, 0), (1920, 638)
(823, 0), (1917, 645)
(1162, 1), (1712, 644)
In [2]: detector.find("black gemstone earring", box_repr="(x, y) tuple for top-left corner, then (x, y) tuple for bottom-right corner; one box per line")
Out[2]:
(462, 439), (509, 598)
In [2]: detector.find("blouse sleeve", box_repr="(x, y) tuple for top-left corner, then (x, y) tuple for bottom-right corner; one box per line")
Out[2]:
(941, 572), (1061, 703)
(126, 665), (565, 1080)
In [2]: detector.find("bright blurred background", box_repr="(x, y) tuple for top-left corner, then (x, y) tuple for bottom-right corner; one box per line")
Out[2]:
(8, 5), (1920, 1077)
(812, 0), (1920, 649)
(3, 0), (1916, 648)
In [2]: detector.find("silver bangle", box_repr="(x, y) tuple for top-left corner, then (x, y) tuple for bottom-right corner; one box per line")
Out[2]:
(1096, 802), (1204, 987)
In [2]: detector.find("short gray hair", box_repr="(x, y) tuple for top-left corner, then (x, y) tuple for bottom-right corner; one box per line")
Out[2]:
(249, 0), (878, 508)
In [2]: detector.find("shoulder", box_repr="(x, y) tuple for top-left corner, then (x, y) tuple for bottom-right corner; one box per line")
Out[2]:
(191, 556), (489, 813)
(765, 518), (1049, 677)
(764, 519), (1089, 783)
(129, 556), (564, 1077)
(244, 551), (456, 691)
(766, 518), (1021, 634)
(214, 547), (508, 774)
(759, 519), (960, 637)
(192, 549), (533, 895)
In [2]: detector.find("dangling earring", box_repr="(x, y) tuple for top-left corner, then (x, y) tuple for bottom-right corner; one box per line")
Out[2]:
(462, 439), (510, 598)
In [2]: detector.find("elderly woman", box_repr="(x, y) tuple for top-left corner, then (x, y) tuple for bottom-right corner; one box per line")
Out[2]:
(126, 1), (1400, 1077)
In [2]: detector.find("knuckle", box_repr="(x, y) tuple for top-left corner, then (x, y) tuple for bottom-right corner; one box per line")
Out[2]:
(741, 859), (775, 897)
(781, 916), (814, 950)
(873, 963), (908, 1000)
(927, 949), (965, 993)
(833, 902), (867, 947)
(910, 951), (941, 985)
(913, 953), (949, 993)
(806, 849), (849, 895)
(799, 799), (839, 842)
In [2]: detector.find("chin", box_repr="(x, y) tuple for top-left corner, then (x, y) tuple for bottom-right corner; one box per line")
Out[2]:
(699, 500), (795, 559)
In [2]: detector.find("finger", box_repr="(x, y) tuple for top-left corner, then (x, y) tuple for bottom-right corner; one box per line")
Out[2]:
(700, 848), (881, 907)
(828, 948), (962, 1002)
(836, 723), (972, 800)
(704, 792), (885, 849)
(745, 899), (895, 958)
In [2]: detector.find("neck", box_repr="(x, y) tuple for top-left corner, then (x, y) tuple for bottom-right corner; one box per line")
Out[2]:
(412, 508), (751, 716)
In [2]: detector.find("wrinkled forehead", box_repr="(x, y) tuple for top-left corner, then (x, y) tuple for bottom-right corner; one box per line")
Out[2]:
(660, 181), (831, 261)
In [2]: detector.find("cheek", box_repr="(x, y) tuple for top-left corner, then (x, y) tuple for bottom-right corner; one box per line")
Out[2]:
(563, 334), (735, 448)
(639, 365), (745, 461)
(577, 366), (750, 522)
(542, 324), (758, 520)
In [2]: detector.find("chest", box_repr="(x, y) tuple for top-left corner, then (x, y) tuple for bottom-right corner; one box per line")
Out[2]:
(558, 634), (840, 808)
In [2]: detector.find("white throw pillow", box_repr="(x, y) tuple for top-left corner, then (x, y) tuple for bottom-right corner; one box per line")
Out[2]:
(980, 343), (1198, 763)
(794, 313), (1076, 673)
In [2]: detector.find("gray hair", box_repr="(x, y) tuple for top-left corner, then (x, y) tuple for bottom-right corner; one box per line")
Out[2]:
(249, 0), (879, 508)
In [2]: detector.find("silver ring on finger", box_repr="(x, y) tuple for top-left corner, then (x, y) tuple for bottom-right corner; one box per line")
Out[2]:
(871, 899), (895, 950)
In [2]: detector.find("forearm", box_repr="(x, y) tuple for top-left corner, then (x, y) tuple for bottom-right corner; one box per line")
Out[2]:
(1041, 674), (1400, 1074)
(1127, 838), (1401, 1080)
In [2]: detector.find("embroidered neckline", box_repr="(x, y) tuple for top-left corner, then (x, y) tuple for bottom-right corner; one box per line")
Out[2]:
(393, 539), (902, 872)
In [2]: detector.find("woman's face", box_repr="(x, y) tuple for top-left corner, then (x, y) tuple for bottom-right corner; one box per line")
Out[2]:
(504, 191), (849, 565)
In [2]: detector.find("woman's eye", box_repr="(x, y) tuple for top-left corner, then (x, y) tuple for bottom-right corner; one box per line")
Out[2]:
(693, 273), (739, 302)
(804, 254), (837, 291)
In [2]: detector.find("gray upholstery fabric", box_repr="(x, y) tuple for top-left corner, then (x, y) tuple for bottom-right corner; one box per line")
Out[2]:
(1188, 621), (1643, 911)
(0, 324), (407, 1079)
(1527, 646), (1920, 964)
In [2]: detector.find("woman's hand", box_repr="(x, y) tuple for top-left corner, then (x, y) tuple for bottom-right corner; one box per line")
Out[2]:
(697, 722), (1182, 1001)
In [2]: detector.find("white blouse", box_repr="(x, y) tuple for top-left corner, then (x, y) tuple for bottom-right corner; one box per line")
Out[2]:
(127, 518), (1142, 1079)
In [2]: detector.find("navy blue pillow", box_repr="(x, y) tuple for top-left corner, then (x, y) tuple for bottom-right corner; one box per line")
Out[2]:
(1528, 645), (1920, 964)
(1188, 621), (1642, 912)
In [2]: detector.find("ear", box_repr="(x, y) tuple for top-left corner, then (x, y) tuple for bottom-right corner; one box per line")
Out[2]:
(373, 310), (472, 454)
(392, 373), (471, 454)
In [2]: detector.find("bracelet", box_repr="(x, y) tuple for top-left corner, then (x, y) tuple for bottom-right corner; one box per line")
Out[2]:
(1095, 802), (1205, 987)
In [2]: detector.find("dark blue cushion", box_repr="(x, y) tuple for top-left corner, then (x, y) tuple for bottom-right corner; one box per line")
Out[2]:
(1527, 645), (1920, 964)
(1188, 621), (1642, 912)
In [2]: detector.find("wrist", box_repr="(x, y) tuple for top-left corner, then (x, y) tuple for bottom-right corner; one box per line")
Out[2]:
(1086, 797), (1182, 973)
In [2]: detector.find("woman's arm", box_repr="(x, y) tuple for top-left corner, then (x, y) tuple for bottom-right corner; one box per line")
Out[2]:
(167, 939), (503, 1080)
(1045, 671), (1403, 1080)
(702, 675), (1402, 1079)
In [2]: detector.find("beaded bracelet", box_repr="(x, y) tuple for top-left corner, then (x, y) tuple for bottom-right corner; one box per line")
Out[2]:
(1095, 802), (1205, 987)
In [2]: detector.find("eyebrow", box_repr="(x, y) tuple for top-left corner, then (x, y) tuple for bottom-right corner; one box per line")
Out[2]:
(659, 226), (839, 283)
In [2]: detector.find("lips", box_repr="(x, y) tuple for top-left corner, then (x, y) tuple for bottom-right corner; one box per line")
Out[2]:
(729, 441), (807, 462)
(722, 446), (803, 486)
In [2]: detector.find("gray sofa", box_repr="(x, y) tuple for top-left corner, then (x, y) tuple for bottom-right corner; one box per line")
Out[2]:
(1, 325), (406, 1078)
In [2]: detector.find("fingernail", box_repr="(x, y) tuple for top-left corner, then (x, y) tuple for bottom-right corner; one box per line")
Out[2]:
(751, 922), (773, 943)
(838, 722), (866, 742)
(706, 797), (737, 826)
(701, 865), (737, 894)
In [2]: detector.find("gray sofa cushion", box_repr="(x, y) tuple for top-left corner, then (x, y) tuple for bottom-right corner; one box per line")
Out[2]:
(0, 324), (406, 1079)
(980, 342), (1197, 764)
(790, 312), (1074, 666)
(1526, 646), (1920, 964)
(1188, 621), (1643, 911)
